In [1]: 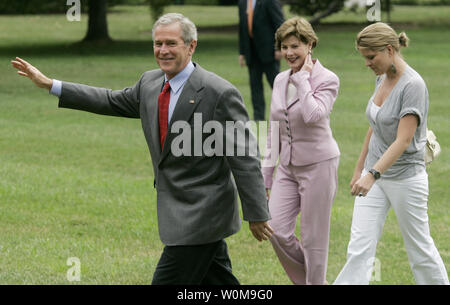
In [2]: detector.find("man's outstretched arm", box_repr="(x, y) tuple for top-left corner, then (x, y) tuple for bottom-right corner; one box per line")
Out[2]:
(11, 57), (53, 90)
(11, 57), (142, 118)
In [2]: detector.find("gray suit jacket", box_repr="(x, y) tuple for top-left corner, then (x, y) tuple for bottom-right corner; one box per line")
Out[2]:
(58, 63), (270, 246)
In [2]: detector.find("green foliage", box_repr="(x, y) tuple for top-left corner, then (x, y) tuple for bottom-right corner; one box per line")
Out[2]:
(0, 0), (130, 15)
(392, 0), (450, 5)
(218, 0), (238, 5)
(287, 0), (394, 20)
(288, 0), (345, 16)
(183, 0), (219, 5)
(0, 0), (68, 14)
(174, 0), (237, 5)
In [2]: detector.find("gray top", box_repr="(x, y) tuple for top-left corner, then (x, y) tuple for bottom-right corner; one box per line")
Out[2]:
(364, 64), (428, 179)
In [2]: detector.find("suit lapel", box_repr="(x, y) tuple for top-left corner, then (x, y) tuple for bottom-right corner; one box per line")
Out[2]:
(144, 74), (165, 161)
(277, 71), (297, 110)
(253, 0), (262, 26)
(286, 88), (299, 109)
(309, 59), (322, 87)
(158, 65), (205, 165)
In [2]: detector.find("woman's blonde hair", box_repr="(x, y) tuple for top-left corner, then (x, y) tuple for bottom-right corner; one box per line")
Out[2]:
(356, 22), (409, 52)
(275, 17), (318, 51)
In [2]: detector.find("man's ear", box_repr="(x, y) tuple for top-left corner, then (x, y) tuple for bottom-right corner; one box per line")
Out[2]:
(189, 40), (197, 56)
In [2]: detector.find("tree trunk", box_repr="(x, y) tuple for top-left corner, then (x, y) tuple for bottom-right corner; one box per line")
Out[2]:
(386, 0), (391, 23)
(83, 0), (111, 42)
(308, 0), (342, 26)
(148, 0), (168, 23)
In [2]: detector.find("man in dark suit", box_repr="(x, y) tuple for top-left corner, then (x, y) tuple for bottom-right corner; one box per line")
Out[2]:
(11, 13), (273, 285)
(238, 0), (285, 121)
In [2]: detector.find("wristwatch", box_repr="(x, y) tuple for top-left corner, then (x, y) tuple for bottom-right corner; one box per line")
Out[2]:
(369, 169), (381, 180)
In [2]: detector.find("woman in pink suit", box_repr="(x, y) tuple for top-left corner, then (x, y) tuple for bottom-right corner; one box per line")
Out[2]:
(262, 17), (340, 285)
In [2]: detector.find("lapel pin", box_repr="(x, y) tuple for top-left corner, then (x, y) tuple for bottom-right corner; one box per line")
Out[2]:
(189, 100), (195, 104)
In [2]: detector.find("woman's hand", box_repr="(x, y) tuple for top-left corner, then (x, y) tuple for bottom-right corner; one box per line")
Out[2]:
(266, 188), (271, 200)
(350, 170), (362, 189)
(300, 51), (313, 73)
(351, 173), (375, 197)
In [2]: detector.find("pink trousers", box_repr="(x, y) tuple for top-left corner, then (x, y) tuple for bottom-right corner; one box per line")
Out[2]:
(268, 157), (339, 285)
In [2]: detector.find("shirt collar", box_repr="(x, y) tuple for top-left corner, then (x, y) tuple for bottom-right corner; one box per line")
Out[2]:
(248, 0), (257, 7)
(164, 61), (195, 94)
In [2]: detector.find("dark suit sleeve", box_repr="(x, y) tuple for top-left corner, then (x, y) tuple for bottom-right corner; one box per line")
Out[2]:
(214, 86), (270, 222)
(268, 0), (285, 33)
(238, 0), (245, 56)
(58, 74), (143, 118)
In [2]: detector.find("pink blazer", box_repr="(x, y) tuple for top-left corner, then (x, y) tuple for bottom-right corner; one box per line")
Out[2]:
(262, 59), (340, 188)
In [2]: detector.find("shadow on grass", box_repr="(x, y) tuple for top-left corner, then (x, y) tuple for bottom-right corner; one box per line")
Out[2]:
(1, 40), (154, 58)
(1, 21), (445, 58)
(0, 37), (239, 59)
(0, 24), (241, 58)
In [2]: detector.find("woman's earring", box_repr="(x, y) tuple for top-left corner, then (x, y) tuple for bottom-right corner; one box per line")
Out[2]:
(390, 63), (397, 74)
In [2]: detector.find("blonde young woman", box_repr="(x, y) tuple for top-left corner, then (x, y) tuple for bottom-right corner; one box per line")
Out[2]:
(262, 17), (340, 285)
(334, 23), (449, 285)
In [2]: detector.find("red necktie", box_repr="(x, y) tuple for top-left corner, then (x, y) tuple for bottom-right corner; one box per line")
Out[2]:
(158, 81), (171, 150)
(247, 0), (254, 38)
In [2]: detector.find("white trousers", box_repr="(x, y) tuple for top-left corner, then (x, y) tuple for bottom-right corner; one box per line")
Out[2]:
(334, 169), (449, 285)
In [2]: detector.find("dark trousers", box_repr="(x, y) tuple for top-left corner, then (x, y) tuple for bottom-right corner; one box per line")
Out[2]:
(248, 40), (280, 121)
(151, 239), (240, 285)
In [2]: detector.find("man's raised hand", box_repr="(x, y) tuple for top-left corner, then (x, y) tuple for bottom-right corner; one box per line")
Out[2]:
(11, 57), (53, 90)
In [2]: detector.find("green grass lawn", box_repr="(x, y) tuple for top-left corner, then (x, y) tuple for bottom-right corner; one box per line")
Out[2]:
(0, 5), (449, 284)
